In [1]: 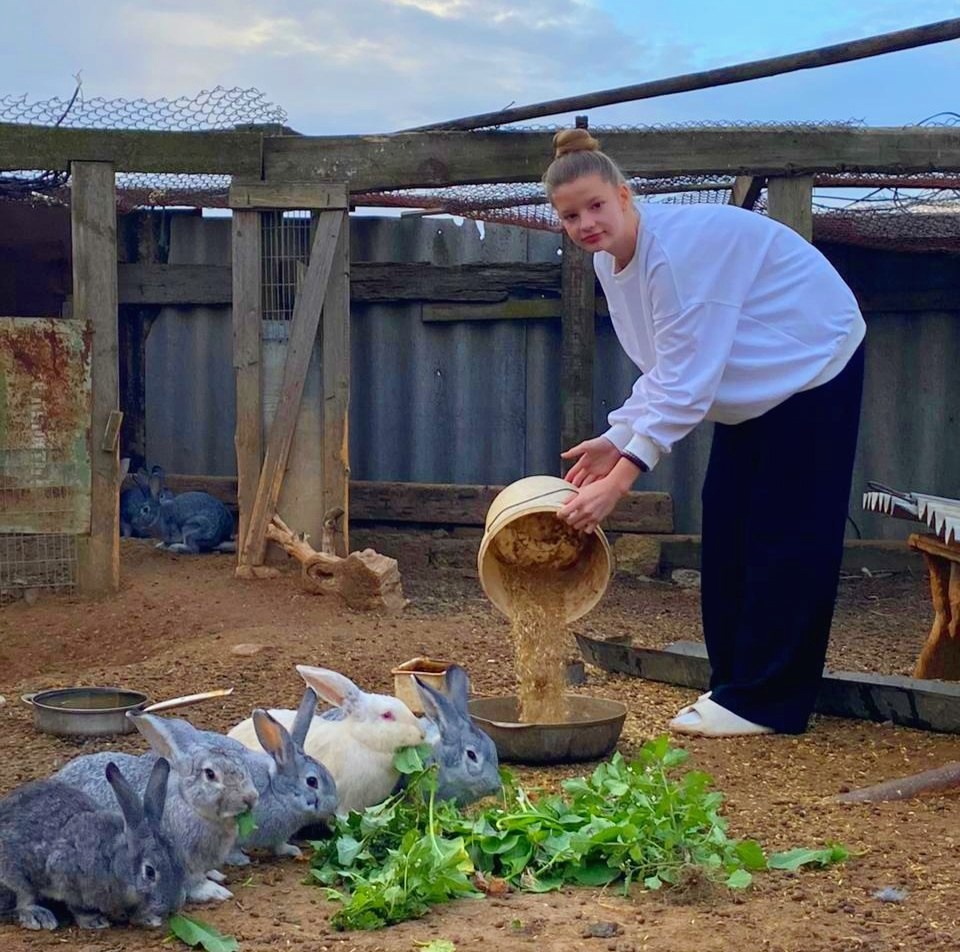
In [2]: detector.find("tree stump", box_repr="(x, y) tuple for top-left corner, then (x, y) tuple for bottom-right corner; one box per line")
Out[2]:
(264, 513), (405, 613)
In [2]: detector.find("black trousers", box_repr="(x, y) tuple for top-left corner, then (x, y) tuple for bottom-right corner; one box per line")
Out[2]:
(700, 343), (864, 733)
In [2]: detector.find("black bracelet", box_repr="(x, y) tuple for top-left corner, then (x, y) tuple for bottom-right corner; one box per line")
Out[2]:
(620, 450), (649, 473)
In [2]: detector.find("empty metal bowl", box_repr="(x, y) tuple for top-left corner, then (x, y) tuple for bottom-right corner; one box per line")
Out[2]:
(468, 694), (627, 765)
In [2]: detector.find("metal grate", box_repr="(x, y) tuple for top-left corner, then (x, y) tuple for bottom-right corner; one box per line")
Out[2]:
(260, 210), (311, 329)
(0, 448), (82, 603)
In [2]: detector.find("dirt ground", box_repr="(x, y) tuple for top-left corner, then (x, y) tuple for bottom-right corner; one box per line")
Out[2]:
(0, 539), (958, 952)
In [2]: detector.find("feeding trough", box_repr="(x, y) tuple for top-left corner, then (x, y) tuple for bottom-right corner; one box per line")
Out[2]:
(468, 695), (627, 765)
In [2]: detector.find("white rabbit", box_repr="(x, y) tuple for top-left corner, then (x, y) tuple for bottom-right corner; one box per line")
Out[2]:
(228, 666), (425, 816)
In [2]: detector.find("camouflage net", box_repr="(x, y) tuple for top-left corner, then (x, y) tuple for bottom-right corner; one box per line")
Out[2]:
(2, 98), (960, 251)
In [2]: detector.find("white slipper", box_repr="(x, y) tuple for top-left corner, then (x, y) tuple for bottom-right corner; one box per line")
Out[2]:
(675, 690), (712, 717)
(669, 697), (773, 737)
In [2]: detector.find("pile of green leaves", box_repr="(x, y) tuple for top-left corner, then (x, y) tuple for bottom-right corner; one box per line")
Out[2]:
(309, 736), (848, 931)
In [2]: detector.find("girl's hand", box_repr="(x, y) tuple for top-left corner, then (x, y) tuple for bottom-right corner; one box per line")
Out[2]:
(557, 458), (642, 534)
(561, 436), (621, 487)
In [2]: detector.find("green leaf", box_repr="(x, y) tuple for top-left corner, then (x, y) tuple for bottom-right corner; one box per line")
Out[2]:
(414, 942), (458, 952)
(168, 914), (239, 952)
(393, 743), (433, 775)
(235, 809), (256, 839)
(767, 844), (849, 871)
(725, 869), (753, 890)
(643, 875), (663, 890)
(734, 839), (768, 870)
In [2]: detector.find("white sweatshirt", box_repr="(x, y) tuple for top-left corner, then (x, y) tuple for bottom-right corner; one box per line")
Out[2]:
(596, 203), (866, 471)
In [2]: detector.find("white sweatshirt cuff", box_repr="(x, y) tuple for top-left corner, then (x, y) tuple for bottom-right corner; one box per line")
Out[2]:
(623, 434), (661, 472)
(602, 423), (634, 452)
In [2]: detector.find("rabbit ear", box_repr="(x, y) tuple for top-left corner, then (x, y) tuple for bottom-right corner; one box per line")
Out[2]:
(119, 457), (131, 484)
(106, 761), (145, 832)
(143, 756), (171, 826)
(252, 710), (297, 773)
(290, 687), (318, 747)
(148, 465), (166, 499)
(295, 666), (362, 715)
(127, 712), (188, 767)
(443, 665), (471, 712)
(413, 676), (458, 734)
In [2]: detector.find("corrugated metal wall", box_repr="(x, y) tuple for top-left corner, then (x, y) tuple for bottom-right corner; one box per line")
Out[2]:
(144, 215), (960, 539)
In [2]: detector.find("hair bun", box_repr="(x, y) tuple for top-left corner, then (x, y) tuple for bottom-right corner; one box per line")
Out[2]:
(553, 128), (600, 159)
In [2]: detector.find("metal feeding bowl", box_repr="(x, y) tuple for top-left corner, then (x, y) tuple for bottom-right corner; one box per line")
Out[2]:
(468, 695), (627, 765)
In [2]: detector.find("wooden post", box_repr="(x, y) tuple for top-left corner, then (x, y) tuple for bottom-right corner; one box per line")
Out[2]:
(71, 161), (120, 596)
(767, 176), (814, 241)
(560, 234), (595, 463)
(322, 214), (351, 556)
(232, 209), (263, 555)
(238, 210), (343, 568)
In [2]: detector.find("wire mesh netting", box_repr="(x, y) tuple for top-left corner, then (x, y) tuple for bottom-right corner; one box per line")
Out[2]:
(261, 211), (312, 327)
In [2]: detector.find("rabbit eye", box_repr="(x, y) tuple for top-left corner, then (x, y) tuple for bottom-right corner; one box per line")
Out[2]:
(466, 748), (479, 763)
(381, 711), (395, 721)
(143, 863), (156, 882)
(306, 775), (319, 789)
(204, 768), (217, 782)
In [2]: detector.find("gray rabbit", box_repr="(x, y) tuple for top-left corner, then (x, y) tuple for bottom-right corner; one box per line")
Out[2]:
(54, 712), (258, 904)
(159, 690), (338, 864)
(412, 666), (501, 804)
(0, 757), (185, 930)
(130, 466), (234, 554)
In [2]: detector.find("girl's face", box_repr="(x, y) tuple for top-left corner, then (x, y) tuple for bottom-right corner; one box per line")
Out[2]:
(551, 174), (634, 255)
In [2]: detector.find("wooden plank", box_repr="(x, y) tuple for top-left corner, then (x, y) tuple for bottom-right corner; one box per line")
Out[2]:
(229, 182), (348, 210)
(263, 128), (960, 190)
(767, 176), (814, 241)
(910, 532), (960, 565)
(729, 175), (765, 209)
(0, 124), (261, 174)
(232, 210), (263, 556)
(71, 161), (119, 596)
(422, 298), (560, 322)
(322, 213), (351, 556)
(560, 236), (595, 455)
(160, 475), (673, 533)
(349, 481), (674, 533)
(119, 263), (232, 306)
(117, 261), (562, 307)
(239, 210), (343, 567)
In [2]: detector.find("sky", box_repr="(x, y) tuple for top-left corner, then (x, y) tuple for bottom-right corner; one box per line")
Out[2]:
(1, 1), (959, 135)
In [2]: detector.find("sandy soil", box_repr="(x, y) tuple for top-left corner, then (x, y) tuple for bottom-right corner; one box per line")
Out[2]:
(0, 539), (957, 952)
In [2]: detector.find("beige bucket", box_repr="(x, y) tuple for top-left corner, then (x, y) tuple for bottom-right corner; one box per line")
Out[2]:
(477, 475), (613, 623)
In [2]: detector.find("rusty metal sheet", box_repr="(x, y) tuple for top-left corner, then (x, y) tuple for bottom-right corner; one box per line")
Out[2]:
(0, 317), (91, 533)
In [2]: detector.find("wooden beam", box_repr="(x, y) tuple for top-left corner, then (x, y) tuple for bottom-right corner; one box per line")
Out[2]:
(119, 263), (232, 306)
(560, 236), (595, 456)
(239, 210), (343, 568)
(321, 213), (351, 556)
(0, 124), (261, 174)
(232, 210), (263, 556)
(422, 298), (561, 322)
(263, 128), (960, 190)
(729, 175), (765, 209)
(767, 176), (814, 240)
(71, 161), (119, 596)
(229, 181), (348, 210)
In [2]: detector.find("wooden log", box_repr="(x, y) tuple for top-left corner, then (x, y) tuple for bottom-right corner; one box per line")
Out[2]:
(71, 161), (120, 596)
(407, 18), (960, 131)
(560, 236), (596, 458)
(265, 514), (405, 612)
(834, 762), (960, 803)
(239, 210), (343, 568)
(232, 210), (263, 556)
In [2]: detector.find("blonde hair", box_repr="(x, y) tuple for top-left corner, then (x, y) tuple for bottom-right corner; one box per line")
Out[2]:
(542, 129), (627, 199)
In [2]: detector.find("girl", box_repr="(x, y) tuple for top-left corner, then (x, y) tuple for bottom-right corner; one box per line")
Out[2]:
(548, 129), (865, 737)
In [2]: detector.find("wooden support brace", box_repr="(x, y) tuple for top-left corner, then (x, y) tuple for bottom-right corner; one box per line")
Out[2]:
(560, 235), (595, 464)
(229, 181), (349, 210)
(728, 175), (766, 209)
(238, 210), (343, 569)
